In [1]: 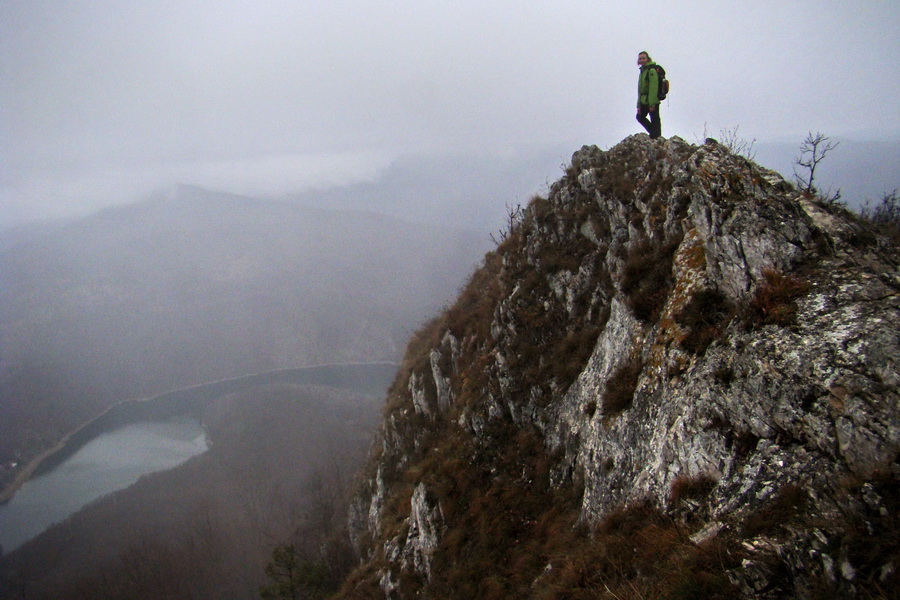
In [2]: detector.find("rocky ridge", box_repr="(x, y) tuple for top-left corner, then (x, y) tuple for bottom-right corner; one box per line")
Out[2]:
(340, 135), (899, 599)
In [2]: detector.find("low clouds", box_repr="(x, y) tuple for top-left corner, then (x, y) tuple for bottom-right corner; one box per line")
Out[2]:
(0, 150), (392, 224)
(2, 1), (898, 224)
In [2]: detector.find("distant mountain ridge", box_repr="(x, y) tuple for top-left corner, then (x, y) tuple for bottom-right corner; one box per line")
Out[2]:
(275, 147), (576, 232)
(0, 188), (490, 494)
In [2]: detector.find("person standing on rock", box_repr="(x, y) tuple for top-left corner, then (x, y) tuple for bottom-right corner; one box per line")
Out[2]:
(636, 51), (662, 139)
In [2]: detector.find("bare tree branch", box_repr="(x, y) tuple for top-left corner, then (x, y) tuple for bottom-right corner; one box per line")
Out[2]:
(793, 131), (840, 201)
(490, 202), (524, 246)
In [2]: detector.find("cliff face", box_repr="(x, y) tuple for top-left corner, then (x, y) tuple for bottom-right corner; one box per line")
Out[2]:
(341, 135), (899, 599)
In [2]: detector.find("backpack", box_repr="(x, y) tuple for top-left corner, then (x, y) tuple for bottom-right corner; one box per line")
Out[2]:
(653, 64), (669, 100)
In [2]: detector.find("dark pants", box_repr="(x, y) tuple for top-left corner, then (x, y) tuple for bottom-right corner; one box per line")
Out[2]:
(637, 105), (662, 139)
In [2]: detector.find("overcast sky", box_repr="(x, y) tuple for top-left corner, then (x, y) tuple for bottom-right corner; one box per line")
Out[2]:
(2, 1), (899, 225)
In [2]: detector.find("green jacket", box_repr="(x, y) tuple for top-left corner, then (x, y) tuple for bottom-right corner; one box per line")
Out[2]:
(638, 62), (660, 108)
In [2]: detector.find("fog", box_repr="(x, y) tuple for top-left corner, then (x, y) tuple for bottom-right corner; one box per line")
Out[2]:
(0, 190), (489, 487)
(0, 381), (385, 598)
(0, 419), (206, 552)
(2, 3), (899, 594)
(3, 1), (899, 225)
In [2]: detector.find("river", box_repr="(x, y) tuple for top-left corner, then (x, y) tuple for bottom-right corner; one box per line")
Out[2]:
(0, 419), (207, 553)
(0, 362), (397, 555)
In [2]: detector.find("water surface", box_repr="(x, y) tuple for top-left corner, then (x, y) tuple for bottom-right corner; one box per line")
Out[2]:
(0, 419), (206, 553)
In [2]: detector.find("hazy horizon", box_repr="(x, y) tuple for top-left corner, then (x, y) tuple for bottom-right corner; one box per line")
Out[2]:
(3, 1), (899, 226)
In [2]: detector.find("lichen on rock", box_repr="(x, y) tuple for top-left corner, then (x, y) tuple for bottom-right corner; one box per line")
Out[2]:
(340, 135), (899, 599)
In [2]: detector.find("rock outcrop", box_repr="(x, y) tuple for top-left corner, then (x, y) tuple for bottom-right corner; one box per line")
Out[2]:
(340, 135), (899, 599)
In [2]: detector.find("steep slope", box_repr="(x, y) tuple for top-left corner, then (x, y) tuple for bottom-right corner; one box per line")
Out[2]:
(341, 135), (899, 599)
(0, 381), (384, 599)
(0, 187), (489, 493)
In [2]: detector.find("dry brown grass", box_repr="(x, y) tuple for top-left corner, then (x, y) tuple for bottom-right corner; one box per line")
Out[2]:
(675, 288), (735, 354)
(669, 473), (717, 505)
(742, 483), (809, 538)
(744, 269), (810, 328)
(602, 352), (643, 416)
(532, 500), (741, 600)
(621, 236), (681, 322)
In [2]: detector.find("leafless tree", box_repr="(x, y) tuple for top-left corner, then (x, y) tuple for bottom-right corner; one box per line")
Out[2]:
(860, 190), (900, 223)
(859, 190), (900, 241)
(793, 131), (841, 202)
(696, 123), (756, 160)
(719, 125), (757, 160)
(491, 202), (525, 246)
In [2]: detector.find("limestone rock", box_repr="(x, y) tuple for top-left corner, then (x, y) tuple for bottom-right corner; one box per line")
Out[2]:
(342, 135), (899, 599)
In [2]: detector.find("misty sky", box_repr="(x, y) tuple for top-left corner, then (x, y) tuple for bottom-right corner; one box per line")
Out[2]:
(2, 1), (899, 225)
